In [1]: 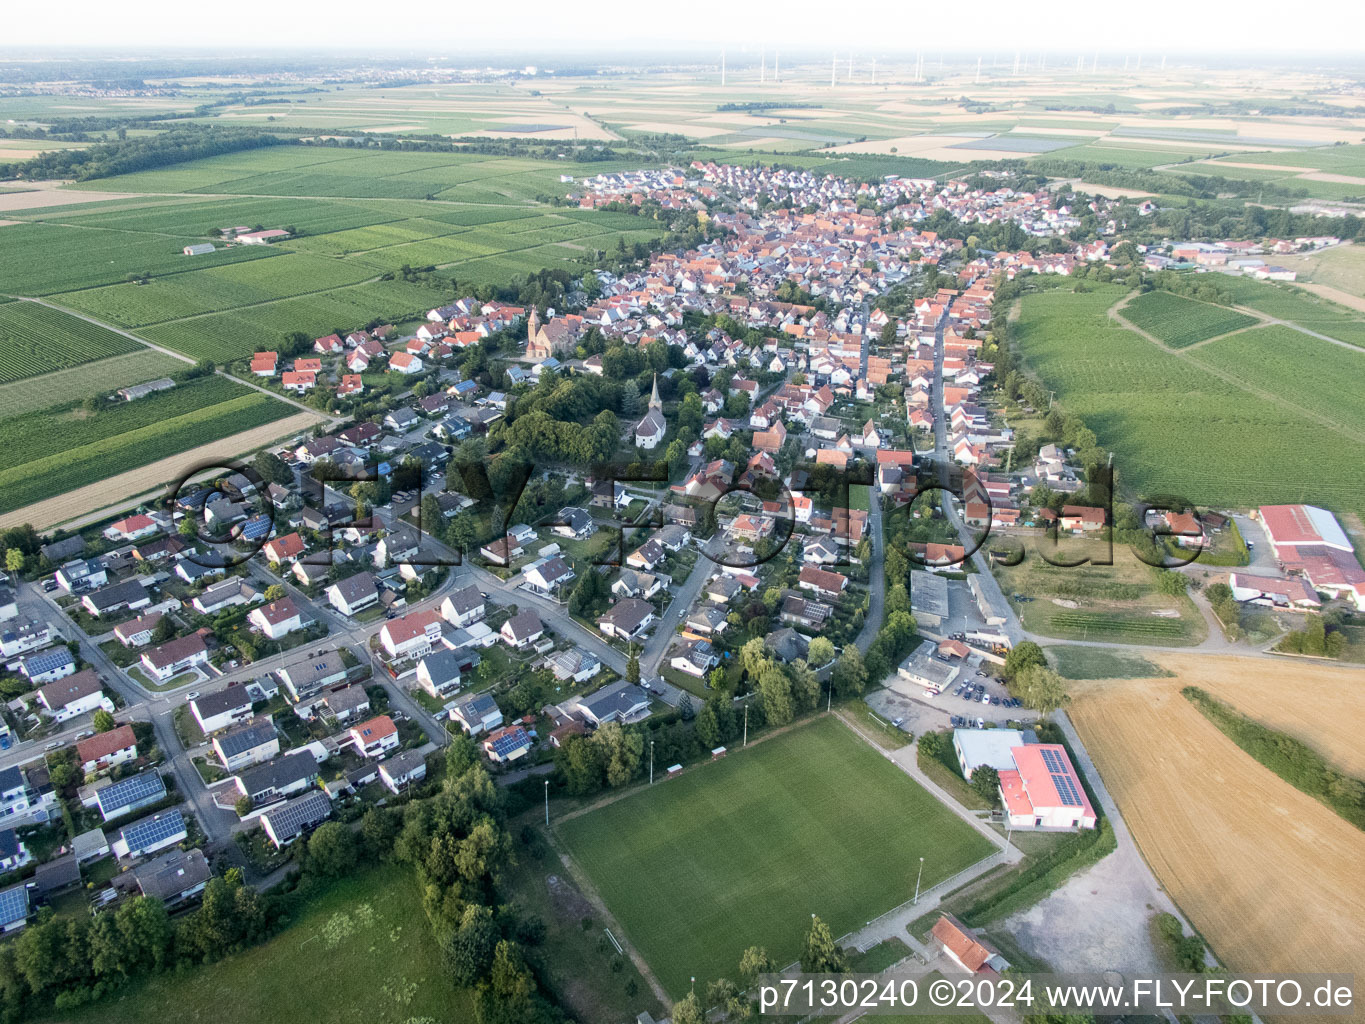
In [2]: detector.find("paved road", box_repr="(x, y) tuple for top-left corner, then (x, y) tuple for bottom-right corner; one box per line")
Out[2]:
(641, 554), (713, 677)
(852, 487), (886, 653)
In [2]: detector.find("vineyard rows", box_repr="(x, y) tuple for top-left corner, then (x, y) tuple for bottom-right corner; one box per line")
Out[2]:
(1122, 291), (1257, 348)
(0, 301), (142, 383)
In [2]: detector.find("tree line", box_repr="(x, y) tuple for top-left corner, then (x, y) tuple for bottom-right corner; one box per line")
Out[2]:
(0, 126), (283, 182)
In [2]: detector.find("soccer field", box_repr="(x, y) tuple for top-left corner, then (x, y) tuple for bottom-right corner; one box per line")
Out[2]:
(556, 715), (995, 997)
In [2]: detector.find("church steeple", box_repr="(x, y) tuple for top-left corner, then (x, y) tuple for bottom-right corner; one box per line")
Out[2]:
(528, 307), (540, 340)
(648, 373), (662, 411)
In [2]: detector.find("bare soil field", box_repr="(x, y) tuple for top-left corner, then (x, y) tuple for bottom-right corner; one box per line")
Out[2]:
(1070, 667), (1365, 984)
(0, 184), (153, 212)
(1147, 652), (1365, 776)
(0, 411), (319, 530)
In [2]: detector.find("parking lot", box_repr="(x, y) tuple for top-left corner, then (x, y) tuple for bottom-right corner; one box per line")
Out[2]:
(871, 654), (1036, 738)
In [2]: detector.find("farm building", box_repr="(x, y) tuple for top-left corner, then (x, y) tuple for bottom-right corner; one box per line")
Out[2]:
(1258, 505), (1365, 610)
(182, 243), (215, 256)
(116, 379), (175, 402)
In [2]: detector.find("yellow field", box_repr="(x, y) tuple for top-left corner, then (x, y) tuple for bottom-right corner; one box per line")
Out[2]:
(1148, 653), (1365, 776)
(1070, 656), (1365, 984)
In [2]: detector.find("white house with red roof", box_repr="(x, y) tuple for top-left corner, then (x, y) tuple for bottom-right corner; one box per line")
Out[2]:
(250, 352), (278, 376)
(379, 608), (443, 660)
(1258, 504), (1365, 609)
(262, 533), (305, 564)
(248, 598), (304, 640)
(389, 352), (423, 375)
(104, 514), (158, 542)
(350, 715), (399, 759)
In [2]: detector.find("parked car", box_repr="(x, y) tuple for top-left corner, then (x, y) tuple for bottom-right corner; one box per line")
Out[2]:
(185, 691), (200, 701)
(975, 717), (985, 729)
(891, 717), (904, 728)
(41, 580), (57, 592)
(980, 692), (991, 703)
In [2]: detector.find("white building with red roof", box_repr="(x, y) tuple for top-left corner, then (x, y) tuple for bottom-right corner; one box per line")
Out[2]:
(997, 744), (1096, 830)
(1258, 504), (1365, 610)
(104, 514), (158, 542)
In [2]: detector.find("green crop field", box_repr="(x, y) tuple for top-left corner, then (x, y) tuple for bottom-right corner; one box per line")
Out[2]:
(47, 867), (473, 1024)
(0, 350), (186, 419)
(0, 301), (144, 381)
(1187, 325), (1365, 432)
(1215, 275), (1365, 348)
(1120, 291), (1258, 348)
(1012, 284), (1365, 517)
(557, 715), (994, 998)
(0, 222), (277, 295)
(0, 376), (294, 513)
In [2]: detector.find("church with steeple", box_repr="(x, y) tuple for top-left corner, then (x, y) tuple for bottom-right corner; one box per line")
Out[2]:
(634, 373), (667, 449)
(525, 307), (583, 361)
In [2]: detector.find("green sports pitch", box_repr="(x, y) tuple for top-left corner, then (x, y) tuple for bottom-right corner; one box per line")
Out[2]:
(556, 715), (995, 997)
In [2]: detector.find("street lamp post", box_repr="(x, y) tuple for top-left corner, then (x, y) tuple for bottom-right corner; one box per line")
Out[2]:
(544, 779), (549, 826)
(649, 739), (654, 785)
(914, 856), (925, 904)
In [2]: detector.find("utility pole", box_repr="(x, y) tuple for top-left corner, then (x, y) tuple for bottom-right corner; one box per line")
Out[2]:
(743, 702), (749, 746)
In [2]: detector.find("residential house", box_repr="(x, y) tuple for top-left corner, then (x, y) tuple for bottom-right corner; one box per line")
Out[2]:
(213, 718), (280, 772)
(797, 565), (848, 601)
(93, 770), (165, 822)
(36, 670), (105, 722)
(500, 609), (545, 648)
(234, 751), (320, 806)
(547, 648), (602, 684)
(276, 650), (347, 702)
(350, 716), (399, 759)
(379, 608), (444, 660)
(113, 611), (163, 648)
(260, 791), (332, 848)
(19, 647), (76, 685)
(111, 809), (186, 860)
(578, 680), (649, 726)
(553, 507), (596, 540)
(670, 638), (718, 677)
(82, 579), (149, 619)
(483, 725), (533, 764)
(140, 632), (209, 683)
(326, 573), (379, 616)
(440, 585), (487, 628)
(416, 649), (469, 699)
(379, 750), (428, 794)
(189, 683), (254, 734)
(524, 556), (574, 594)
(449, 692), (503, 736)
(77, 725), (138, 776)
(597, 599), (656, 641)
(262, 533), (306, 564)
(248, 598), (305, 640)
(130, 847), (211, 906)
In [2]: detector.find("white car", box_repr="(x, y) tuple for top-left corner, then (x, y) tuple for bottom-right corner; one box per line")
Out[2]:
(980, 692), (991, 703)
(185, 691), (201, 701)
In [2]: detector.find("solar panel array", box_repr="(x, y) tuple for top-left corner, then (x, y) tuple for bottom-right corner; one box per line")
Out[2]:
(264, 792), (330, 838)
(121, 809), (185, 852)
(0, 885), (26, 925)
(1038, 748), (1083, 807)
(490, 729), (529, 759)
(97, 770), (165, 812)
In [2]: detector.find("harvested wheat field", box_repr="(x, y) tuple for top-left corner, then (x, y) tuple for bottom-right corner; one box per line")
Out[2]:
(1070, 663), (1365, 983)
(1147, 652), (1365, 776)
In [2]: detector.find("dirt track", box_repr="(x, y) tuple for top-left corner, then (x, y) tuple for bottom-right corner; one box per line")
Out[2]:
(0, 412), (319, 531)
(1070, 660), (1365, 986)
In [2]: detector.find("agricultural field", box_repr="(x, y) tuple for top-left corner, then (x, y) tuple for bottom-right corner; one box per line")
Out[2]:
(1011, 284), (1365, 518)
(0, 375), (295, 514)
(988, 545), (1206, 646)
(48, 867), (474, 1024)
(0, 149), (668, 365)
(1068, 659), (1365, 981)
(1214, 274), (1365, 348)
(556, 715), (995, 998)
(0, 221), (277, 295)
(1118, 291), (1257, 348)
(0, 350), (186, 419)
(1279, 242), (1365, 303)
(1187, 326), (1365, 435)
(0, 300), (144, 382)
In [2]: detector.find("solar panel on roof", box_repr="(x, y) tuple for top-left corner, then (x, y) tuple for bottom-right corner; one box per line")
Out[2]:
(266, 793), (330, 837)
(97, 771), (165, 811)
(121, 809), (185, 851)
(1051, 773), (1082, 807)
(1039, 748), (1067, 773)
(0, 886), (26, 925)
(491, 731), (527, 757)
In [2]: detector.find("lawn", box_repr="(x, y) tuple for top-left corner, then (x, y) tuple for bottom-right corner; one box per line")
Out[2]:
(556, 715), (994, 997)
(1120, 291), (1257, 348)
(1045, 646), (1171, 680)
(48, 867), (475, 1024)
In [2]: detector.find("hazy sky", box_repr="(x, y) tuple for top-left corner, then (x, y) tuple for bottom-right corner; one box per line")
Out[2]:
(6, 0), (1364, 55)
